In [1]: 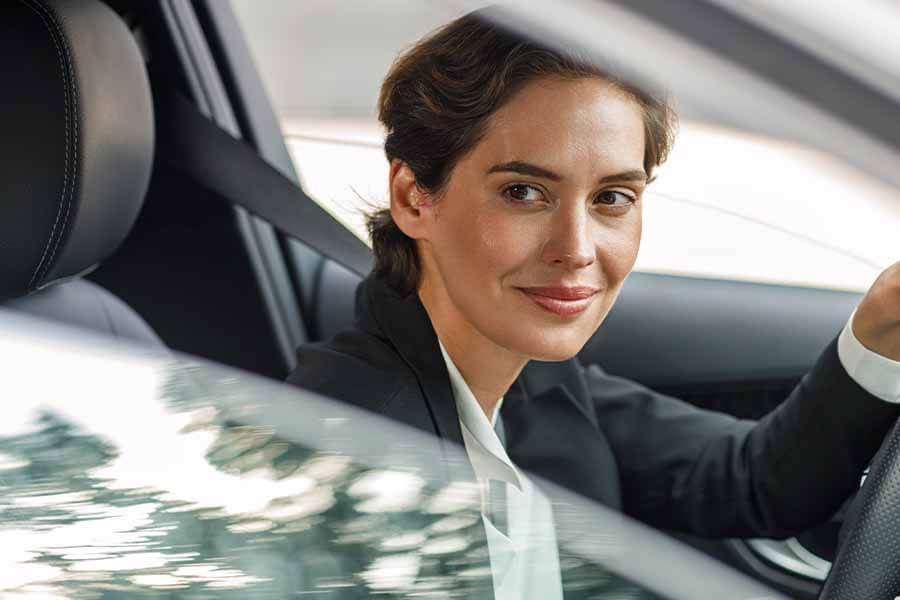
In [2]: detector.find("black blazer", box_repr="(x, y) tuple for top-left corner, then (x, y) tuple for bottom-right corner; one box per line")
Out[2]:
(287, 273), (899, 539)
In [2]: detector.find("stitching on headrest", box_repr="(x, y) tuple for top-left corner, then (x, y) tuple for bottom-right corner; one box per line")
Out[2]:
(20, 0), (78, 292)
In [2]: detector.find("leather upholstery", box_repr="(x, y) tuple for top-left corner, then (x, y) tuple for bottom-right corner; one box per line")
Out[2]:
(0, 0), (161, 347)
(5, 279), (163, 347)
(288, 238), (360, 342)
(820, 418), (900, 599)
(0, 0), (153, 300)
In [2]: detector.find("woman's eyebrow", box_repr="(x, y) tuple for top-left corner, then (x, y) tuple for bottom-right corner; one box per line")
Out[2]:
(487, 161), (647, 185)
(598, 170), (648, 184)
(487, 161), (562, 181)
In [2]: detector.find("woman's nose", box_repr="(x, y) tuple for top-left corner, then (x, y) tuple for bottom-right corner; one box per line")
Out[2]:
(541, 205), (596, 269)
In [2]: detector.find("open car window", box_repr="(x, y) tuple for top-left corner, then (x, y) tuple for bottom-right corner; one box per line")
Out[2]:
(231, 0), (900, 293)
(0, 309), (781, 599)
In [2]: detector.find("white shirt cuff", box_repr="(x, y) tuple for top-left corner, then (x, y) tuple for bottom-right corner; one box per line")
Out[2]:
(837, 309), (900, 403)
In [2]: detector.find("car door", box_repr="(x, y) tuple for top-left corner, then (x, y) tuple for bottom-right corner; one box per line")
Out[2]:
(150, 1), (899, 598)
(0, 307), (785, 599)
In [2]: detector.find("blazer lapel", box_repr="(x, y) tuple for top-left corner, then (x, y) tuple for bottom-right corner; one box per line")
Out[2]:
(355, 276), (493, 598)
(356, 275), (465, 447)
(356, 275), (622, 509)
(503, 363), (623, 511)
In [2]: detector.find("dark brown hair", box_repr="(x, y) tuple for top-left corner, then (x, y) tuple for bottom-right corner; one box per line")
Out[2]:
(367, 7), (677, 296)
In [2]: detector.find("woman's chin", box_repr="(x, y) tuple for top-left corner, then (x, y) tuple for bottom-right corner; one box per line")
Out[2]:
(527, 346), (583, 362)
(502, 330), (590, 362)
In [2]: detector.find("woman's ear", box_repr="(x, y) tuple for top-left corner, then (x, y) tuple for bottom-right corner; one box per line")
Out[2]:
(389, 159), (433, 240)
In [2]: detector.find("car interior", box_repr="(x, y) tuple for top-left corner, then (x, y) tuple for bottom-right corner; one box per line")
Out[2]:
(2, 0), (895, 598)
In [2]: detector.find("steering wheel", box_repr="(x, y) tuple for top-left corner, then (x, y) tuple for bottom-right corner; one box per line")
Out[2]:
(820, 417), (900, 598)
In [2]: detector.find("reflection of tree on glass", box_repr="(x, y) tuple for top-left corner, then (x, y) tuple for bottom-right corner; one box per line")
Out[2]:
(0, 365), (468, 597)
(0, 360), (666, 598)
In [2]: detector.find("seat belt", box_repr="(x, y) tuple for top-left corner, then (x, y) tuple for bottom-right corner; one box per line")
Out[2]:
(154, 92), (373, 278)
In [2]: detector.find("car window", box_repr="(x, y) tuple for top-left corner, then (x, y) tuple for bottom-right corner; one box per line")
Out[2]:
(231, 0), (900, 293)
(0, 310), (779, 599)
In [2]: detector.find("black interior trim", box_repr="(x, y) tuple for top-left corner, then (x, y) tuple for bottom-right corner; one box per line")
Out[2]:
(191, 0), (372, 349)
(165, 0), (304, 373)
(580, 272), (863, 388)
(88, 1), (287, 377)
(191, 0), (299, 186)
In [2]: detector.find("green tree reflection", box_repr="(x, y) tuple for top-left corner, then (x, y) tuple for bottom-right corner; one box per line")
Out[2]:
(0, 362), (661, 599)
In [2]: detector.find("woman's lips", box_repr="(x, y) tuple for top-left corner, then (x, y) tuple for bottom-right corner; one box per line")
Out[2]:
(517, 287), (598, 317)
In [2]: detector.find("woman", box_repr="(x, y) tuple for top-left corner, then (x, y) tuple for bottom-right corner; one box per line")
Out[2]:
(287, 7), (900, 596)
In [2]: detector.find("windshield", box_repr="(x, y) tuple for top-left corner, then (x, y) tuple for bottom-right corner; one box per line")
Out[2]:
(0, 311), (779, 599)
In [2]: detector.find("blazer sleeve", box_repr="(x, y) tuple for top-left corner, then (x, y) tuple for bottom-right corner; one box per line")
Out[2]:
(586, 335), (900, 539)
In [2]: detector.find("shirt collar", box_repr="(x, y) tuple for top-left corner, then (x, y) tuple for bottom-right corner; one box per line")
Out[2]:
(438, 339), (522, 491)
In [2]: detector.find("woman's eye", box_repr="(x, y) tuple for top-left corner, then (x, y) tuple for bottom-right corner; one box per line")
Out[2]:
(503, 184), (545, 204)
(594, 190), (636, 207)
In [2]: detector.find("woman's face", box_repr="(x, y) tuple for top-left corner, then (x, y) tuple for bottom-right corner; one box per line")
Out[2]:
(415, 77), (647, 361)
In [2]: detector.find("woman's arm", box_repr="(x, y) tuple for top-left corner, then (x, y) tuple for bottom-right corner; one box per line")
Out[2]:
(586, 336), (900, 538)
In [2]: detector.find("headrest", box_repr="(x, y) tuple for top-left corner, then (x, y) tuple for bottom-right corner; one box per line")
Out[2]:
(0, 0), (153, 300)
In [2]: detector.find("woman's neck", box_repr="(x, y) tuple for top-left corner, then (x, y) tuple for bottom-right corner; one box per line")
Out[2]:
(418, 287), (528, 420)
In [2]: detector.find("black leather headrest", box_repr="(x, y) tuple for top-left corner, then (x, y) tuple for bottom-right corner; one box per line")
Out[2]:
(0, 0), (153, 300)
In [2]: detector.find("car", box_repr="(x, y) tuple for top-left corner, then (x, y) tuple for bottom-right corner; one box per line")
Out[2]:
(0, 308), (779, 598)
(0, 0), (898, 598)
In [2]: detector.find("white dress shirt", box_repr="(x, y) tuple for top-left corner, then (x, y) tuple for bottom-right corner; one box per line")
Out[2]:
(438, 340), (563, 600)
(435, 309), (900, 598)
(838, 310), (900, 403)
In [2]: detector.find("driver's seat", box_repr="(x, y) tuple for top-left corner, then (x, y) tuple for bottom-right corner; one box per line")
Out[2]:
(0, 0), (162, 347)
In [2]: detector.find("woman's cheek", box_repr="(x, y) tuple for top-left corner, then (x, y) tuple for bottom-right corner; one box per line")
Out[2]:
(600, 212), (642, 282)
(474, 212), (532, 274)
(624, 212), (643, 273)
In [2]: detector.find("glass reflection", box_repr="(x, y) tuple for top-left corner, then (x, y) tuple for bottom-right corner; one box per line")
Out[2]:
(0, 361), (664, 599)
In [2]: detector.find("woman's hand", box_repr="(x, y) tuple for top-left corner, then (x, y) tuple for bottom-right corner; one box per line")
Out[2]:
(853, 261), (900, 361)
